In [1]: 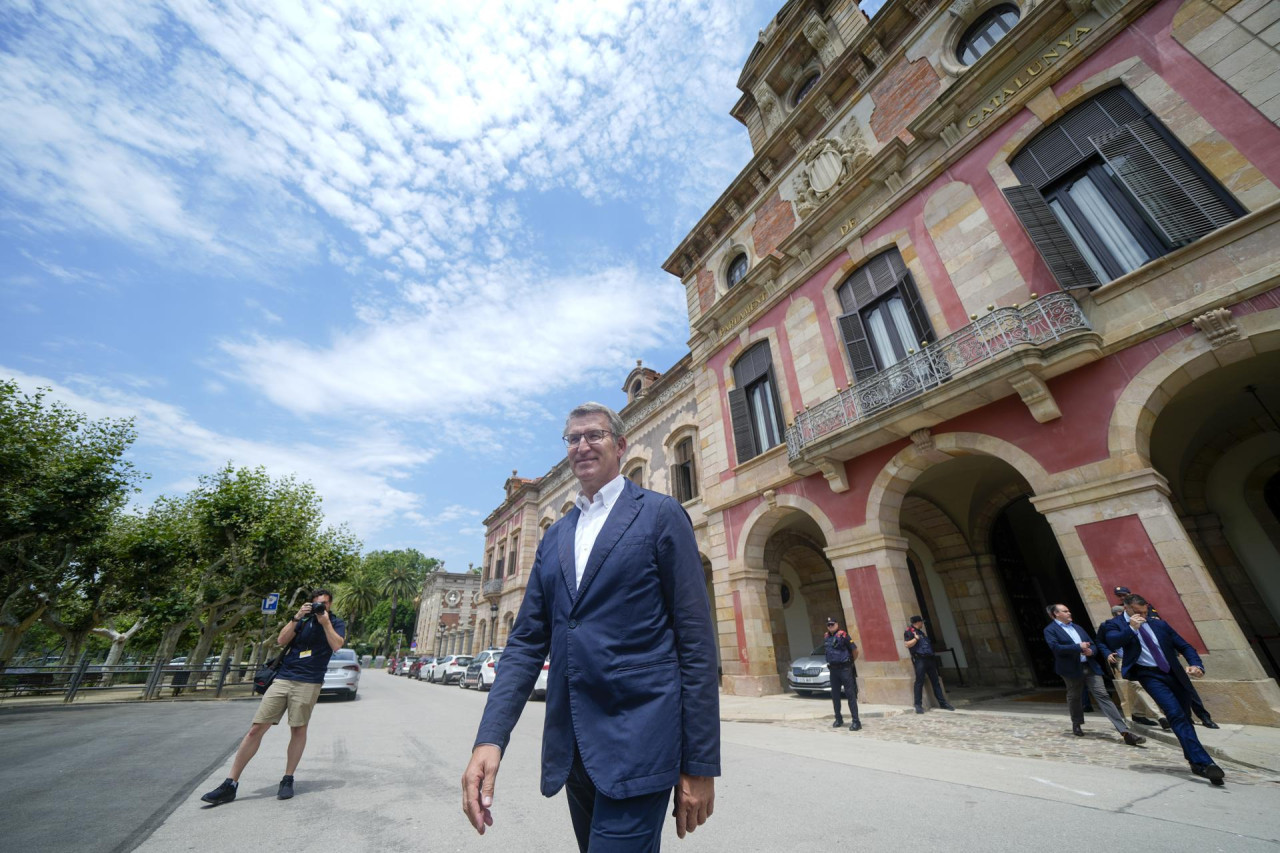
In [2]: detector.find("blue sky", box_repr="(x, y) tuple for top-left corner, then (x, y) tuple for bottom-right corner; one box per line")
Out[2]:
(2, 0), (884, 569)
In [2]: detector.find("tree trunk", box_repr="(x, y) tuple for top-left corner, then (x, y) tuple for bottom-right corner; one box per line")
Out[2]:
(94, 618), (145, 687)
(0, 593), (48, 670)
(229, 637), (247, 684)
(384, 592), (399, 655)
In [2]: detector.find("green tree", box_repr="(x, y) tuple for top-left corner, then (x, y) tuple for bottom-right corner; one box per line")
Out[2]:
(0, 380), (141, 667)
(334, 564), (381, 637)
(362, 549), (437, 654)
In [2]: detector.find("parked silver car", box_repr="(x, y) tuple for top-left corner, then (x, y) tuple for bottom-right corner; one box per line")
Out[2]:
(322, 648), (361, 699)
(787, 646), (831, 696)
(432, 655), (472, 684)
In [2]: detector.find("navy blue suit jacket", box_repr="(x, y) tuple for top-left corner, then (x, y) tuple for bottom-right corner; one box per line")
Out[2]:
(473, 479), (721, 800)
(1099, 614), (1202, 689)
(1042, 620), (1105, 678)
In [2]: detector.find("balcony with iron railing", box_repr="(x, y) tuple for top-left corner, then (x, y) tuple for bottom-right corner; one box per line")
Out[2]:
(482, 578), (504, 597)
(786, 293), (1099, 476)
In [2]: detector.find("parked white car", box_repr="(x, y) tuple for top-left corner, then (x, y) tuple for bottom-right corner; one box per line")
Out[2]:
(460, 649), (502, 690)
(532, 657), (550, 700)
(432, 655), (472, 684)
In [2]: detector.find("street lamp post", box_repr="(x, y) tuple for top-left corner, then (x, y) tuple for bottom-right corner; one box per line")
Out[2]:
(437, 621), (445, 658)
(490, 602), (499, 648)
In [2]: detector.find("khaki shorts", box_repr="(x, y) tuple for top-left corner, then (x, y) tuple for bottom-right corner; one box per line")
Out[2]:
(252, 679), (323, 727)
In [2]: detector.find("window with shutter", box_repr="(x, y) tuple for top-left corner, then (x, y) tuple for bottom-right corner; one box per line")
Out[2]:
(1002, 185), (1100, 290)
(836, 249), (937, 378)
(672, 437), (698, 503)
(1006, 86), (1242, 287)
(730, 342), (785, 464)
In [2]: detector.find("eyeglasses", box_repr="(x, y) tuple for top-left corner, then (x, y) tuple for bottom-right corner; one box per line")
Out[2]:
(563, 430), (613, 447)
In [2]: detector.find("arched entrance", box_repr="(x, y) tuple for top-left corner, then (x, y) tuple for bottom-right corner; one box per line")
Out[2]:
(897, 453), (1079, 689)
(1150, 349), (1280, 677)
(760, 512), (839, 687)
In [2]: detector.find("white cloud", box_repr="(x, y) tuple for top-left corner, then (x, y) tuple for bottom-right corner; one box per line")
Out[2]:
(2, 366), (435, 539)
(1, 0), (754, 271)
(220, 262), (687, 417)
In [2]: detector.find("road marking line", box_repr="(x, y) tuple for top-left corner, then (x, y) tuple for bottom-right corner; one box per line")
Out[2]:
(1029, 777), (1096, 797)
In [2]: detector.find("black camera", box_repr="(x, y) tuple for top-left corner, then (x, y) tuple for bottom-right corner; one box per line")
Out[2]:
(310, 601), (327, 616)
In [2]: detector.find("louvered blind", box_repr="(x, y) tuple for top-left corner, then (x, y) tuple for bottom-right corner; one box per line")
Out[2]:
(838, 311), (877, 382)
(1001, 185), (1100, 289)
(1011, 87), (1144, 188)
(727, 386), (756, 463)
(1089, 121), (1240, 246)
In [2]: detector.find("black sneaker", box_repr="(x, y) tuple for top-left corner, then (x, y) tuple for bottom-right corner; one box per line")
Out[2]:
(849, 720), (862, 731)
(278, 775), (295, 800)
(831, 718), (844, 728)
(201, 778), (237, 806)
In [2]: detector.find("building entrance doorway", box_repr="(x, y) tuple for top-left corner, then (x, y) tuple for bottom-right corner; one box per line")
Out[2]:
(991, 496), (1089, 687)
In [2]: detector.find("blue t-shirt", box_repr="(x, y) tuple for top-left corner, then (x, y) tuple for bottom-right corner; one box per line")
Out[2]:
(276, 614), (346, 684)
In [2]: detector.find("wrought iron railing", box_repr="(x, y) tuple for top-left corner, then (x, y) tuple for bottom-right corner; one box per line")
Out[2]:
(482, 579), (504, 596)
(785, 292), (1091, 458)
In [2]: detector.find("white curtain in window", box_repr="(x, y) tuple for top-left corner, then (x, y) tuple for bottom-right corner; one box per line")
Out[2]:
(1067, 174), (1148, 274)
(866, 307), (897, 369)
(749, 381), (780, 450)
(1048, 198), (1109, 282)
(887, 296), (916, 355)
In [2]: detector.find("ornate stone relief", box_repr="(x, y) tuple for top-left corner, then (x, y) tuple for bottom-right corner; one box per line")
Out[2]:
(906, 0), (931, 18)
(726, 199), (742, 219)
(754, 81), (782, 134)
(816, 94), (836, 121)
(802, 15), (844, 67)
(948, 0), (977, 18)
(910, 428), (935, 452)
(864, 38), (887, 65)
(788, 129), (806, 155)
(749, 172), (768, 194)
(759, 157), (776, 178)
(1192, 307), (1241, 348)
(791, 118), (871, 219)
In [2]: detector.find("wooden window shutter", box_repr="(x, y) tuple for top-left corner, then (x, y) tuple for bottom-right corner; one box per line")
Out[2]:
(1001, 184), (1100, 290)
(897, 271), (935, 347)
(838, 310), (878, 382)
(727, 386), (756, 463)
(1089, 121), (1240, 246)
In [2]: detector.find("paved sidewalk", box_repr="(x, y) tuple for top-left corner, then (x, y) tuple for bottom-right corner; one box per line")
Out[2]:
(718, 691), (1280, 776)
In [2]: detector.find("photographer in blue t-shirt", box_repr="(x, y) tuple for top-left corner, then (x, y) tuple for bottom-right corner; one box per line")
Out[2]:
(201, 588), (346, 806)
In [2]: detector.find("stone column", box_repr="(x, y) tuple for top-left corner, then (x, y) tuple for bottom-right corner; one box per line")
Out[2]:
(824, 532), (918, 706)
(718, 560), (783, 696)
(1033, 468), (1280, 726)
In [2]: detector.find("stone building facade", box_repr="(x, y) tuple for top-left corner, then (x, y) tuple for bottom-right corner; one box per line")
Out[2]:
(481, 0), (1280, 725)
(413, 570), (483, 659)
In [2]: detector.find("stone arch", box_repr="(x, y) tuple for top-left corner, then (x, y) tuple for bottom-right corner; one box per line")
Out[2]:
(864, 431), (1055, 537)
(736, 493), (840, 567)
(899, 495), (973, 563)
(1109, 307), (1280, 463)
(969, 480), (1035, 556)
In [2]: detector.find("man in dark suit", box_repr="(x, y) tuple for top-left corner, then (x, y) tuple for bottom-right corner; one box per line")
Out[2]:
(1101, 594), (1226, 786)
(1113, 586), (1218, 728)
(462, 402), (720, 850)
(1043, 604), (1144, 745)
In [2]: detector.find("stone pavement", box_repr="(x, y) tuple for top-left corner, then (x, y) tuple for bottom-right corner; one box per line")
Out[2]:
(718, 691), (1280, 779)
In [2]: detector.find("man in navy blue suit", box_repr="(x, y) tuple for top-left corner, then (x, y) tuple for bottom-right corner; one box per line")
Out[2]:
(1042, 604), (1144, 745)
(462, 402), (720, 850)
(1100, 594), (1226, 786)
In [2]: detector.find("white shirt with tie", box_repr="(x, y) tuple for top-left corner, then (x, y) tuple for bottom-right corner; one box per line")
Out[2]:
(573, 474), (626, 589)
(1055, 619), (1086, 662)
(1126, 612), (1159, 668)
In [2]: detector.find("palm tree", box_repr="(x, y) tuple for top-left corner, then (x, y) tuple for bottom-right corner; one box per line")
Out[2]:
(382, 562), (418, 654)
(334, 567), (380, 637)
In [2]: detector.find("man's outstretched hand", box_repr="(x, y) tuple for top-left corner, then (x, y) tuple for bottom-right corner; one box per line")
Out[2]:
(462, 745), (502, 834)
(673, 773), (715, 839)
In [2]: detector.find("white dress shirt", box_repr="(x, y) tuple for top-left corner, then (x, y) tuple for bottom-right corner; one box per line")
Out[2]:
(1056, 619), (1086, 662)
(573, 474), (627, 589)
(1126, 612), (1158, 668)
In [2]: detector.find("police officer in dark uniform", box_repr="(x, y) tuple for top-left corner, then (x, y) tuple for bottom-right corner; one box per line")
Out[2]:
(1113, 586), (1218, 728)
(904, 615), (955, 713)
(823, 616), (861, 731)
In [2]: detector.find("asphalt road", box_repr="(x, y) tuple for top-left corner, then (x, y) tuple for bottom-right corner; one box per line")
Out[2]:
(0, 698), (256, 853)
(3, 672), (1278, 852)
